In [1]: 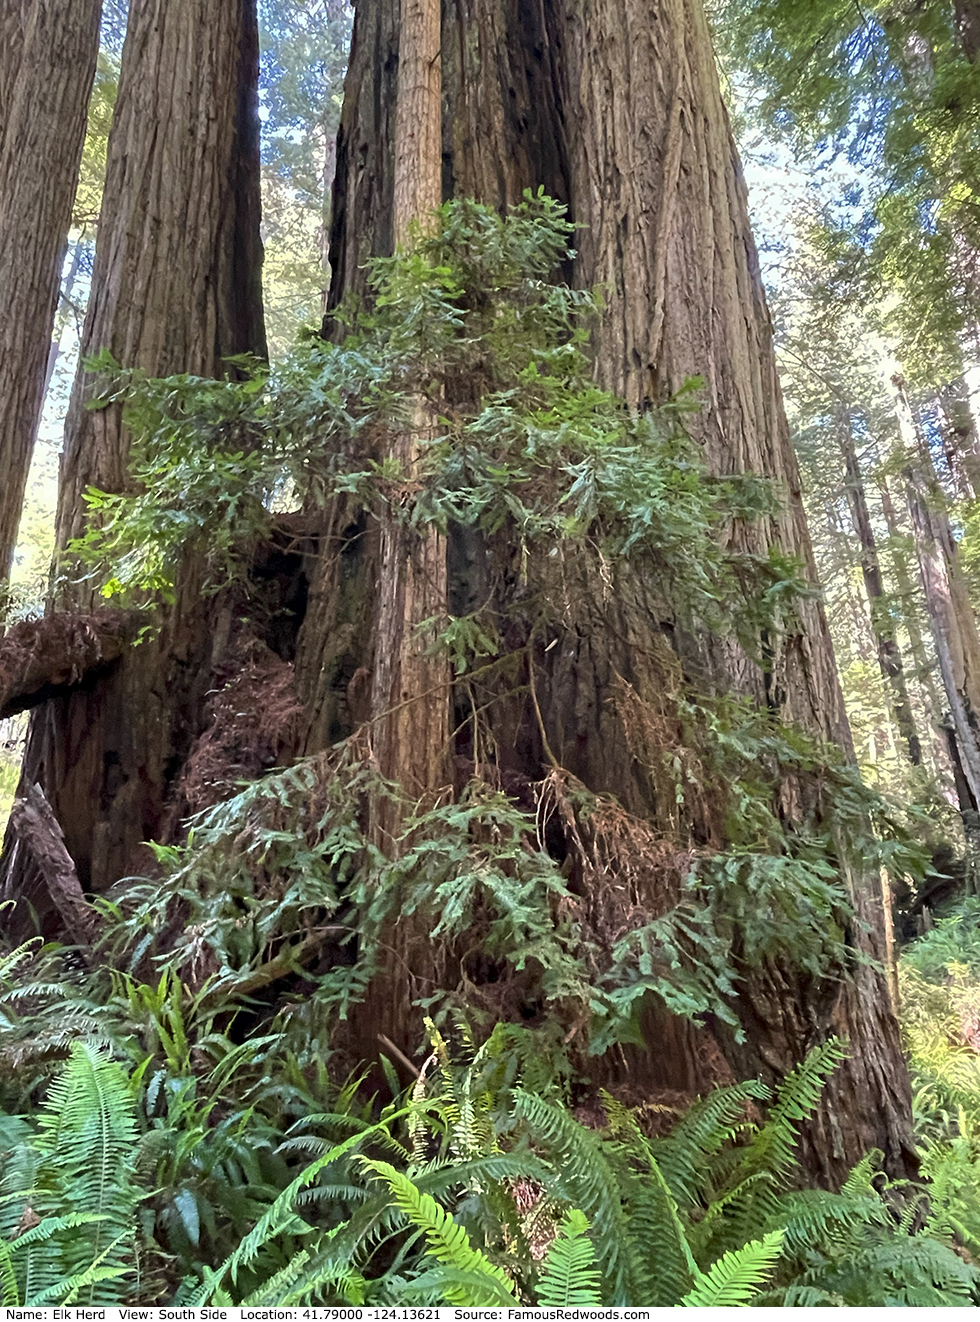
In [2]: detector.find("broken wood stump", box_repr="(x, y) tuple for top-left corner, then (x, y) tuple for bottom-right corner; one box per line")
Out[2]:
(4, 781), (101, 944)
(0, 611), (130, 720)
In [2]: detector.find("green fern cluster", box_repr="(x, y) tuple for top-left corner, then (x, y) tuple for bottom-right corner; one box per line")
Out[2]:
(1, 1013), (977, 1306)
(892, 898), (980, 1267)
(0, 1043), (138, 1304)
(356, 1032), (976, 1308)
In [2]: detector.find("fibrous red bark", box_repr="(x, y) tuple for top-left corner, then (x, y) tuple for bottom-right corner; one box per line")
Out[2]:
(2, 781), (101, 945)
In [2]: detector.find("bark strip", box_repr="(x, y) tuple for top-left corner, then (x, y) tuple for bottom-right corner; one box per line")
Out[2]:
(7, 782), (100, 944)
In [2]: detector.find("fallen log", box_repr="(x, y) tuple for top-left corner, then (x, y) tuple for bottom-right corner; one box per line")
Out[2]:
(0, 611), (130, 719)
(6, 781), (101, 944)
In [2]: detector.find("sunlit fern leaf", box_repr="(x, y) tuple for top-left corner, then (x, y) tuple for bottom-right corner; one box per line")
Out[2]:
(359, 1159), (518, 1305)
(0, 1215), (128, 1307)
(680, 1229), (784, 1306)
(535, 1209), (602, 1306)
(39, 1235), (130, 1307)
(918, 1142), (980, 1253)
(31, 1264), (130, 1307)
(0, 1239), (17, 1308)
(26, 1043), (139, 1304)
(514, 1090), (642, 1303)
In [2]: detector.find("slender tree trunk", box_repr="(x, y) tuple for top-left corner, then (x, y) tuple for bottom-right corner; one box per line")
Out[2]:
(894, 377), (980, 816)
(371, 0), (447, 817)
(877, 472), (942, 707)
(357, 0), (451, 1054)
(4, 0), (265, 898)
(838, 408), (921, 763)
(820, 497), (873, 652)
(316, 0), (914, 1181)
(0, 0), (101, 581)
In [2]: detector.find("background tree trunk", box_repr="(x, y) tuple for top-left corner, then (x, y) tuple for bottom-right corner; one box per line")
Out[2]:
(894, 376), (980, 811)
(838, 407), (921, 763)
(955, 0), (980, 62)
(315, 0), (915, 1181)
(5, 0), (266, 897)
(0, 0), (101, 581)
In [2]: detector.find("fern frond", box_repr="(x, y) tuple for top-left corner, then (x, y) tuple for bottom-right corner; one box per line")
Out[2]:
(680, 1229), (784, 1306)
(841, 1148), (881, 1198)
(650, 1079), (768, 1208)
(394, 1265), (506, 1305)
(626, 1155), (698, 1304)
(535, 1209), (602, 1306)
(360, 1159), (517, 1305)
(774, 1187), (887, 1256)
(0, 1240), (17, 1307)
(23, 1044), (139, 1304)
(725, 1039), (846, 1191)
(786, 1233), (979, 1306)
(514, 1090), (640, 1303)
(685, 1170), (778, 1259)
(204, 1103), (415, 1300)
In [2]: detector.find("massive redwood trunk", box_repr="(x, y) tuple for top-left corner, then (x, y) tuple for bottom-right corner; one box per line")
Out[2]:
(0, 0), (101, 581)
(310, 0), (915, 1180)
(5, 0), (265, 897)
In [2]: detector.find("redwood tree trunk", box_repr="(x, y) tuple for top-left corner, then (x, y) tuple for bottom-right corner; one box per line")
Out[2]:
(0, 0), (101, 581)
(314, 0), (915, 1180)
(5, 0), (265, 896)
(361, 0), (451, 1050)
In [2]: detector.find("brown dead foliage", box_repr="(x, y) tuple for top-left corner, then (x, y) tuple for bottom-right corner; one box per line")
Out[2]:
(171, 632), (304, 818)
(0, 611), (129, 719)
(612, 671), (724, 848)
(535, 766), (694, 958)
